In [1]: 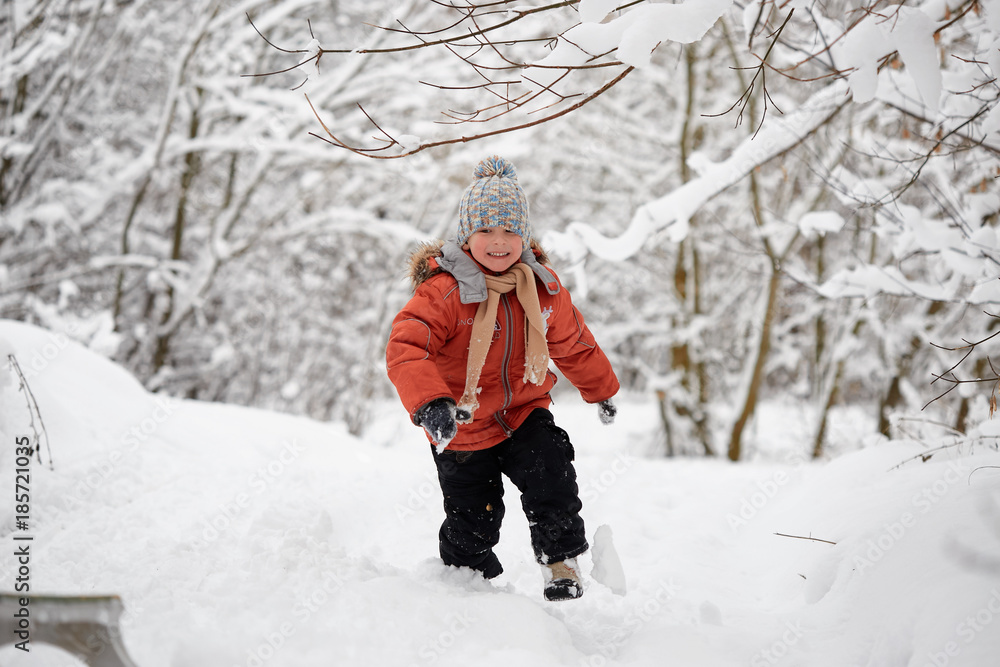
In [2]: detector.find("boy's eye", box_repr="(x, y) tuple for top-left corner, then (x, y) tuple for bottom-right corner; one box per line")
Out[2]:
(478, 227), (517, 237)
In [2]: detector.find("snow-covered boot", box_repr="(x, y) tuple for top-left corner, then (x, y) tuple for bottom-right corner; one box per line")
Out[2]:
(542, 558), (583, 601)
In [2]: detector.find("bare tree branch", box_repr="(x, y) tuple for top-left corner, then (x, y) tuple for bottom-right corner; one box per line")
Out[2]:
(704, 8), (794, 137)
(305, 65), (634, 158)
(924, 312), (1000, 415)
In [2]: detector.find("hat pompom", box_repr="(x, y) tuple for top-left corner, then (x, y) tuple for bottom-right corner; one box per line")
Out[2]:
(473, 155), (518, 181)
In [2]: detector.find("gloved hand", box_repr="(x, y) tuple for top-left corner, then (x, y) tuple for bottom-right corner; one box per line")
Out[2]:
(598, 399), (616, 425)
(416, 398), (458, 446)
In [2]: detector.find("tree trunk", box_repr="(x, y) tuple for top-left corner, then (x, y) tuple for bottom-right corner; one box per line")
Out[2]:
(153, 93), (203, 373)
(812, 316), (863, 458)
(953, 355), (987, 434)
(878, 375), (904, 438)
(664, 42), (714, 457)
(0, 75), (29, 209)
(657, 390), (675, 457)
(878, 300), (945, 435)
(112, 5), (219, 330)
(728, 260), (780, 461)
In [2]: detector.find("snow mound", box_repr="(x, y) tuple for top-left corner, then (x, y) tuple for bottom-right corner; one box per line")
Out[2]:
(1, 319), (998, 667)
(591, 524), (627, 595)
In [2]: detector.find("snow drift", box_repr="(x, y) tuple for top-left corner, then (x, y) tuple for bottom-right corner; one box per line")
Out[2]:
(0, 319), (998, 666)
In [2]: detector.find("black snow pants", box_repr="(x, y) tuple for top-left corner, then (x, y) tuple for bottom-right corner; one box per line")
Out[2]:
(430, 408), (588, 579)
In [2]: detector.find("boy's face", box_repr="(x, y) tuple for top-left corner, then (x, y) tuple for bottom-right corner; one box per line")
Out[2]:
(463, 227), (524, 273)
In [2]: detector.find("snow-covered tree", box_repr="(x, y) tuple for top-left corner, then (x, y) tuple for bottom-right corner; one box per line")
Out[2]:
(3, 0), (998, 458)
(254, 0), (1000, 457)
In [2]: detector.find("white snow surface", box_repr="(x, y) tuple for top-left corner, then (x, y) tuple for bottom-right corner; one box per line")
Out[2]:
(1, 319), (1000, 666)
(578, 0), (621, 24)
(536, 0), (732, 72)
(797, 211), (845, 240)
(835, 6), (942, 116)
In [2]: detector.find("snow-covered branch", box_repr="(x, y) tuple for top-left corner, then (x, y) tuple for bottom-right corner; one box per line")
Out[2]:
(547, 81), (849, 261)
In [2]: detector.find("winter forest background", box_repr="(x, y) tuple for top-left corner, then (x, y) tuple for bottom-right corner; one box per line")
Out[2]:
(3, 0), (1000, 461)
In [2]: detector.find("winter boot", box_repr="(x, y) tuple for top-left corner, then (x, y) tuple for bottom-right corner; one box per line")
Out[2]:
(542, 558), (583, 601)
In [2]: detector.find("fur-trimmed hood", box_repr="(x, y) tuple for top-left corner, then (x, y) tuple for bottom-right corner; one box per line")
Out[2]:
(406, 240), (451, 289)
(405, 239), (558, 304)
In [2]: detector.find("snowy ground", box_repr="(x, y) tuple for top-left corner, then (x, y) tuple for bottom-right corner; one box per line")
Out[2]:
(1, 318), (999, 667)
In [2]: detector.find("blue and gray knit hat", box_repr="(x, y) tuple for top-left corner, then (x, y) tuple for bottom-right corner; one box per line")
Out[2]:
(457, 156), (530, 245)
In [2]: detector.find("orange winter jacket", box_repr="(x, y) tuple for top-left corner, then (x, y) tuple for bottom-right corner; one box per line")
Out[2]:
(387, 240), (619, 451)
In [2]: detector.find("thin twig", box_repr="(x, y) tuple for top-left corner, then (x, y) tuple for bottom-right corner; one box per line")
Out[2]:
(774, 532), (837, 545)
(924, 312), (1000, 411)
(245, 13), (306, 54)
(307, 65), (635, 158)
(7, 354), (54, 470)
(312, 1), (579, 57)
(969, 466), (1000, 484)
(704, 8), (794, 137)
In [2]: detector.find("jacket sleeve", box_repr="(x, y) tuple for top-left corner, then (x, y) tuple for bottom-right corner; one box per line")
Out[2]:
(546, 287), (620, 404)
(386, 281), (457, 423)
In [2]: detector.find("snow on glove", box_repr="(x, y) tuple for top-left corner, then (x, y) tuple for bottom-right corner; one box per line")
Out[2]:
(598, 399), (617, 425)
(416, 398), (458, 452)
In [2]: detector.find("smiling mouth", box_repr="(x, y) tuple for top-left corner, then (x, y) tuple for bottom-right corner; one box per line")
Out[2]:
(487, 252), (509, 257)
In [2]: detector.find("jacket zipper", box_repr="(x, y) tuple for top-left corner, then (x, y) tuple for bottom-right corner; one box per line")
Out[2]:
(495, 294), (515, 436)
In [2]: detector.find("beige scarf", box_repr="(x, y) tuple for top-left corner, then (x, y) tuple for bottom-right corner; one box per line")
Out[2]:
(457, 263), (550, 422)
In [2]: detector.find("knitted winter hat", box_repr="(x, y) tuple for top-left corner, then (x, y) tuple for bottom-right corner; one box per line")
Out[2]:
(457, 156), (530, 245)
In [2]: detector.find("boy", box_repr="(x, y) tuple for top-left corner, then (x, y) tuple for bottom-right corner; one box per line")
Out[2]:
(386, 156), (619, 601)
